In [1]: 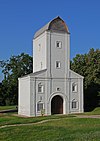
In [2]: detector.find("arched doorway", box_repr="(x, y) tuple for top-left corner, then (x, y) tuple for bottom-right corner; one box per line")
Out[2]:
(51, 95), (63, 114)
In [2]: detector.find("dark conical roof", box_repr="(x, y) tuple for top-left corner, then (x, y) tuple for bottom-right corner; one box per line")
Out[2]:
(34, 16), (69, 39)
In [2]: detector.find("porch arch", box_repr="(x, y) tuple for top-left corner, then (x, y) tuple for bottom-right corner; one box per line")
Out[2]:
(51, 95), (63, 114)
(48, 92), (68, 115)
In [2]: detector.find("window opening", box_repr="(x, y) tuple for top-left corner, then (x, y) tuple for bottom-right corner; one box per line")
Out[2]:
(72, 83), (77, 92)
(72, 99), (78, 109)
(56, 41), (62, 48)
(37, 103), (43, 111)
(56, 88), (60, 91)
(56, 61), (61, 68)
(38, 83), (43, 93)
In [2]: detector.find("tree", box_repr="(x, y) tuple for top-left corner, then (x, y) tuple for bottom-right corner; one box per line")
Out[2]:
(71, 48), (100, 111)
(0, 83), (6, 106)
(0, 53), (33, 105)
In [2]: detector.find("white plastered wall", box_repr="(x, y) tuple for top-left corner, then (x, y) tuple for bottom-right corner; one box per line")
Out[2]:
(69, 70), (84, 113)
(46, 32), (70, 78)
(33, 32), (47, 73)
(18, 76), (31, 116)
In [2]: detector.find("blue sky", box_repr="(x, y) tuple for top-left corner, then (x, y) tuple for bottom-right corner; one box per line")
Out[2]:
(0, 0), (100, 81)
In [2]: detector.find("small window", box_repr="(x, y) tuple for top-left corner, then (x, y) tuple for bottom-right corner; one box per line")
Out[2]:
(72, 99), (78, 109)
(72, 101), (77, 108)
(37, 103), (43, 111)
(38, 83), (43, 93)
(56, 88), (60, 91)
(72, 83), (77, 92)
(56, 41), (62, 48)
(56, 61), (61, 68)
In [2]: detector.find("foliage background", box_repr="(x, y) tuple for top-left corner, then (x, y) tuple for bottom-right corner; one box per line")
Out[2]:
(0, 48), (100, 111)
(71, 48), (100, 111)
(0, 53), (33, 105)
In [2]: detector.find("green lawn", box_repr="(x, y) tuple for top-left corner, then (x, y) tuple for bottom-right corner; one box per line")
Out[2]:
(0, 106), (17, 111)
(85, 107), (100, 115)
(0, 107), (100, 141)
(0, 117), (100, 141)
(0, 113), (74, 127)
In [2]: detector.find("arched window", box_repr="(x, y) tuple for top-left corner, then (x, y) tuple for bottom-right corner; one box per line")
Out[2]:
(72, 83), (77, 92)
(38, 83), (43, 93)
(72, 99), (78, 109)
(37, 102), (44, 112)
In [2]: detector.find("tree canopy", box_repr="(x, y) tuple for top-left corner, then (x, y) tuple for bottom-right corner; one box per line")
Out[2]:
(71, 48), (100, 111)
(0, 53), (33, 105)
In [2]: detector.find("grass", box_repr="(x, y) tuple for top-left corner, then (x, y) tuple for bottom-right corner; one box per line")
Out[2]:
(0, 107), (100, 141)
(86, 107), (100, 115)
(0, 117), (100, 141)
(0, 113), (74, 127)
(0, 106), (17, 111)
(77, 107), (100, 115)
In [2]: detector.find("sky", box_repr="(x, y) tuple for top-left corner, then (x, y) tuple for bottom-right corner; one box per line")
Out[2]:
(0, 0), (100, 81)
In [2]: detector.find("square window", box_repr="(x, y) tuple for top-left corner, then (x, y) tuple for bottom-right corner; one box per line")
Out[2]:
(56, 61), (61, 68)
(56, 41), (62, 48)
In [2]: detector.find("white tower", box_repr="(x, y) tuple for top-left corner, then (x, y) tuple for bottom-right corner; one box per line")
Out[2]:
(33, 16), (70, 78)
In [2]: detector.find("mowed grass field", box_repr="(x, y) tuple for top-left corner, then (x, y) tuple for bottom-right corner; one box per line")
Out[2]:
(0, 106), (17, 111)
(0, 107), (100, 141)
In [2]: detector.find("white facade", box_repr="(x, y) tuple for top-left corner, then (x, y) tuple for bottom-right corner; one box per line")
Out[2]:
(18, 17), (84, 117)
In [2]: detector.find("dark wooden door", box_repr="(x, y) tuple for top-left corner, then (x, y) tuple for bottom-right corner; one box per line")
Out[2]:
(51, 95), (63, 114)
